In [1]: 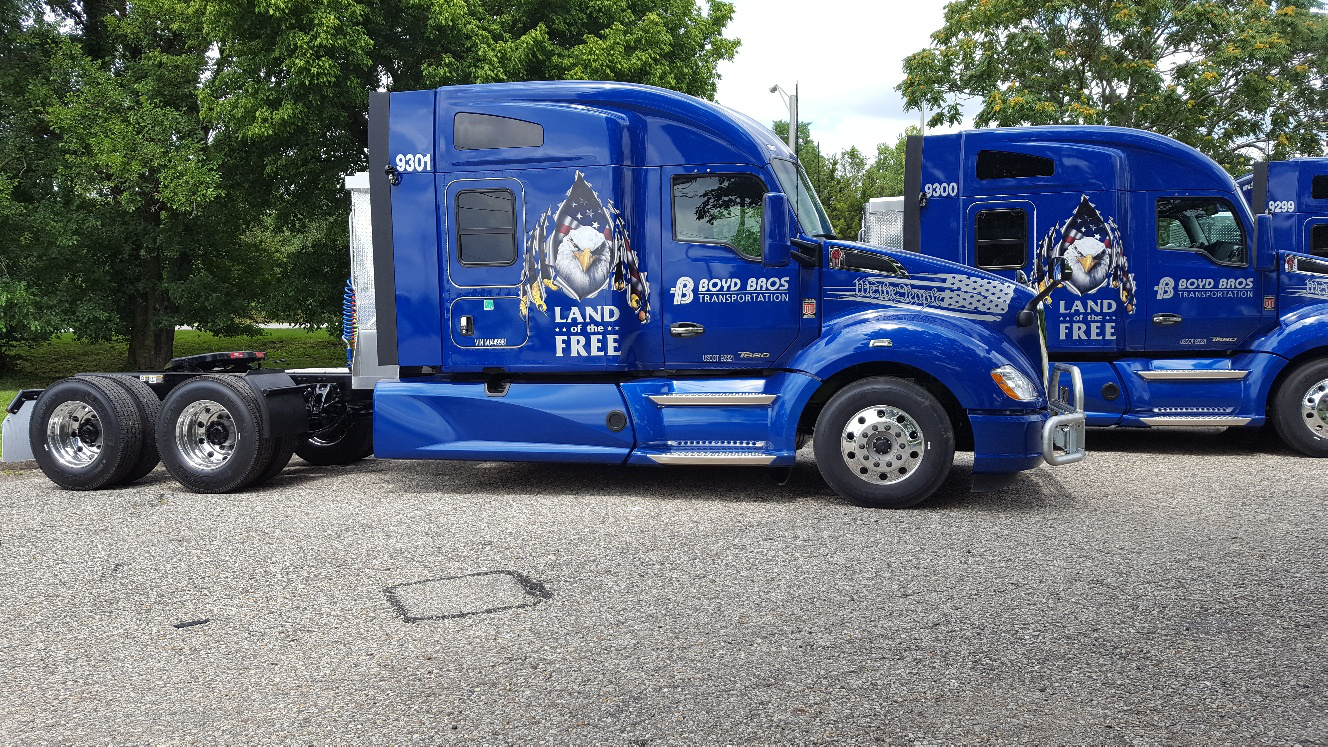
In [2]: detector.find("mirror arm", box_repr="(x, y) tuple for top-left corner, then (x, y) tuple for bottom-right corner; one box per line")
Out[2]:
(1016, 277), (1066, 327)
(790, 237), (820, 267)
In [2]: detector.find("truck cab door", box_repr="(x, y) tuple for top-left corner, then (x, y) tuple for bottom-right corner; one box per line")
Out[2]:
(660, 167), (802, 368)
(1144, 193), (1265, 351)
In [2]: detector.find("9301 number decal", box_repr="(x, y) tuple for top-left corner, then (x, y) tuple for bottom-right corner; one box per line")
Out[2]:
(924, 181), (958, 197)
(394, 153), (432, 172)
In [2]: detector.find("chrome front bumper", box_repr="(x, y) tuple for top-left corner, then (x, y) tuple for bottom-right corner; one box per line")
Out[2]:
(1042, 363), (1086, 466)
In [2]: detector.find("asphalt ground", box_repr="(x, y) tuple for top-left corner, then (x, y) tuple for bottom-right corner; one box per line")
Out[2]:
(0, 428), (1324, 745)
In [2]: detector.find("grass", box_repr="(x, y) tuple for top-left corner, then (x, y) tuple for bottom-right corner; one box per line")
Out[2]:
(1, 329), (347, 459)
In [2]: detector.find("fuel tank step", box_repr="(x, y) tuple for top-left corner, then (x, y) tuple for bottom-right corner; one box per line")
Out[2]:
(1138, 415), (1252, 427)
(646, 452), (776, 465)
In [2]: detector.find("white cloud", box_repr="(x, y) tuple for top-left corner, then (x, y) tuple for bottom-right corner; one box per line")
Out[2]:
(714, 0), (962, 155)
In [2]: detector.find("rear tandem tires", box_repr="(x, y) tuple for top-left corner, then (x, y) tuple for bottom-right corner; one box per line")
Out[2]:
(29, 377), (144, 490)
(813, 377), (955, 509)
(1271, 359), (1328, 457)
(157, 375), (283, 493)
(94, 374), (163, 483)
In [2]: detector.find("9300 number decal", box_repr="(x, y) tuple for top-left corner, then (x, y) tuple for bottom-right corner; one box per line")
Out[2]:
(924, 182), (958, 197)
(394, 153), (432, 173)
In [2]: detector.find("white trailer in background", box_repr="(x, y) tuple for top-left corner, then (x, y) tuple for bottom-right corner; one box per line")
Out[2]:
(858, 196), (906, 248)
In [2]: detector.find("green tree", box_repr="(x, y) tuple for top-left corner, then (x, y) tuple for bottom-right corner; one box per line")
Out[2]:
(899, 0), (1328, 173)
(0, 0), (739, 369)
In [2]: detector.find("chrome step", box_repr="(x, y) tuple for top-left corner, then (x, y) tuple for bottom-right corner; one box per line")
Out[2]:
(1136, 370), (1249, 381)
(647, 451), (776, 466)
(1138, 415), (1252, 427)
(647, 393), (776, 406)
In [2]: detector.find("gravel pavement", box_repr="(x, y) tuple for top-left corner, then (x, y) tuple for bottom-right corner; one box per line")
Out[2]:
(0, 428), (1324, 744)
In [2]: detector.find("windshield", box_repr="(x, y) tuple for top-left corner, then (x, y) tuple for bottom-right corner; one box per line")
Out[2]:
(771, 158), (835, 238)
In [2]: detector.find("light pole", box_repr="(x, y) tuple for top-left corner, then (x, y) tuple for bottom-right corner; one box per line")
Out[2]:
(770, 83), (798, 154)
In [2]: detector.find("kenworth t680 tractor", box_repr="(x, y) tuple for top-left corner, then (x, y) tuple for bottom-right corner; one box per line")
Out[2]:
(861, 126), (1328, 456)
(5, 82), (1084, 508)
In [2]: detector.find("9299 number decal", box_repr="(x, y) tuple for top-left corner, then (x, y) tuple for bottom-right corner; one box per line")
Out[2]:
(1267, 200), (1295, 214)
(394, 153), (432, 173)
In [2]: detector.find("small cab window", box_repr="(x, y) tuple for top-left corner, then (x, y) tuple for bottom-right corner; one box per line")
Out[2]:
(974, 209), (1027, 269)
(1314, 175), (1328, 200)
(672, 174), (765, 260)
(1311, 224), (1328, 258)
(977, 150), (1055, 180)
(1155, 197), (1246, 265)
(454, 113), (543, 150)
(456, 189), (516, 266)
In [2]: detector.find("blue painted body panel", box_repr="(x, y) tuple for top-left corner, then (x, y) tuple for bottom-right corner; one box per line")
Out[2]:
(371, 82), (1057, 474)
(911, 125), (1328, 429)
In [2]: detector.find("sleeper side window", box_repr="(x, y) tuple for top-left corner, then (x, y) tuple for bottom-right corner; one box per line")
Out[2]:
(977, 150), (1055, 180)
(974, 209), (1027, 269)
(456, 189), (517, 266)
(1155, 197), (1247, 266)
(1311, 223), (1328, 258)
(454, 113), (543, 150)
(672, 174), (765, 260)
(1313, 175), (1328, 200)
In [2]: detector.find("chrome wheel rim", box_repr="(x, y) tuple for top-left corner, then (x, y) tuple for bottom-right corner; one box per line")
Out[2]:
(46, 401), (103, 469)
(840, 405), (926, 485)
(175, 399), (238, 471)
(1300, 378), (1328, 439)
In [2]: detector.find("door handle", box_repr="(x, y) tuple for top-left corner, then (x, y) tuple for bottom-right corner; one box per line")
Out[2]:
(669, 322), (705, 338)
(1152, 313), (1183, 325)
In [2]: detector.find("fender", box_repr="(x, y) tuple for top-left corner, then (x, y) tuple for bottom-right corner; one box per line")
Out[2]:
(1247, 301), (1328, 363)
(241, 370), (311, 438)
(785, 307), (1047, 412)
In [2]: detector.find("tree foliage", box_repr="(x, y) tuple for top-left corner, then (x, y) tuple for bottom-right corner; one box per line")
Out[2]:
(0, 0), (738, 369)
(899, 0), (1328, 172)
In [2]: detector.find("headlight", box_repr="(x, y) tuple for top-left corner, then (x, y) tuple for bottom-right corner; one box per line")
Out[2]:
(991, 365), (1039, 402)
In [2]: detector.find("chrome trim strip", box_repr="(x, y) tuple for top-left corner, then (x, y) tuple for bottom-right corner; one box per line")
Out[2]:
(647, 394), (777, 406)
(1136, 370), (1249, 381)
(648, 452), (776, 466)
(1139, 416), (1252, 427)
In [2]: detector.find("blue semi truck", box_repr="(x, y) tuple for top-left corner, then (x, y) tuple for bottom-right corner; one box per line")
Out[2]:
(1237, 159), (1328, 259)
(861, 126), (1328, 456)
(4, 82), (1085, 508)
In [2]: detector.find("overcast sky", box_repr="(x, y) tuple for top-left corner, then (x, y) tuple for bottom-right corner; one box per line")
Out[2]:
(713, 0), (960, 156)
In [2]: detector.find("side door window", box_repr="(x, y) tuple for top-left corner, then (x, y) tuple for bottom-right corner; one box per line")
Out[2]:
(1156, 197), (1246, 266)
(672, 175), (765, 259)
(1307, 221), (1328, 258)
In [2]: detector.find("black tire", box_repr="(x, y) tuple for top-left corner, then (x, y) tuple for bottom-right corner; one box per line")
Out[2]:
(253, 435), (298, 486)
(157, 375), (279, 493)
(1270, 358), (1328, 457)
(95, 374), (162, 483)
(29, 377), (144, 490)
(812, 377), (955, 508)
(294, 419), (373, 466)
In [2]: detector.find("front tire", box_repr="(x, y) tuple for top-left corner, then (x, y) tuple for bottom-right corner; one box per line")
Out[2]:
(1271, 359), (1328, 457)
(157, 375), (278, 493)
(813, 377), (955, 508)
(29, 377), (144, 490)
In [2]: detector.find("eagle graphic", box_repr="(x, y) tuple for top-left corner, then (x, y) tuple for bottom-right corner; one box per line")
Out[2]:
(519, 172), (651, 322)
(1032, 195), (1136, 313)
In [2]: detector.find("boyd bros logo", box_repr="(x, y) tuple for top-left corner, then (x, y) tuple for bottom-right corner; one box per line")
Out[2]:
(518, 172), (652, 357)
